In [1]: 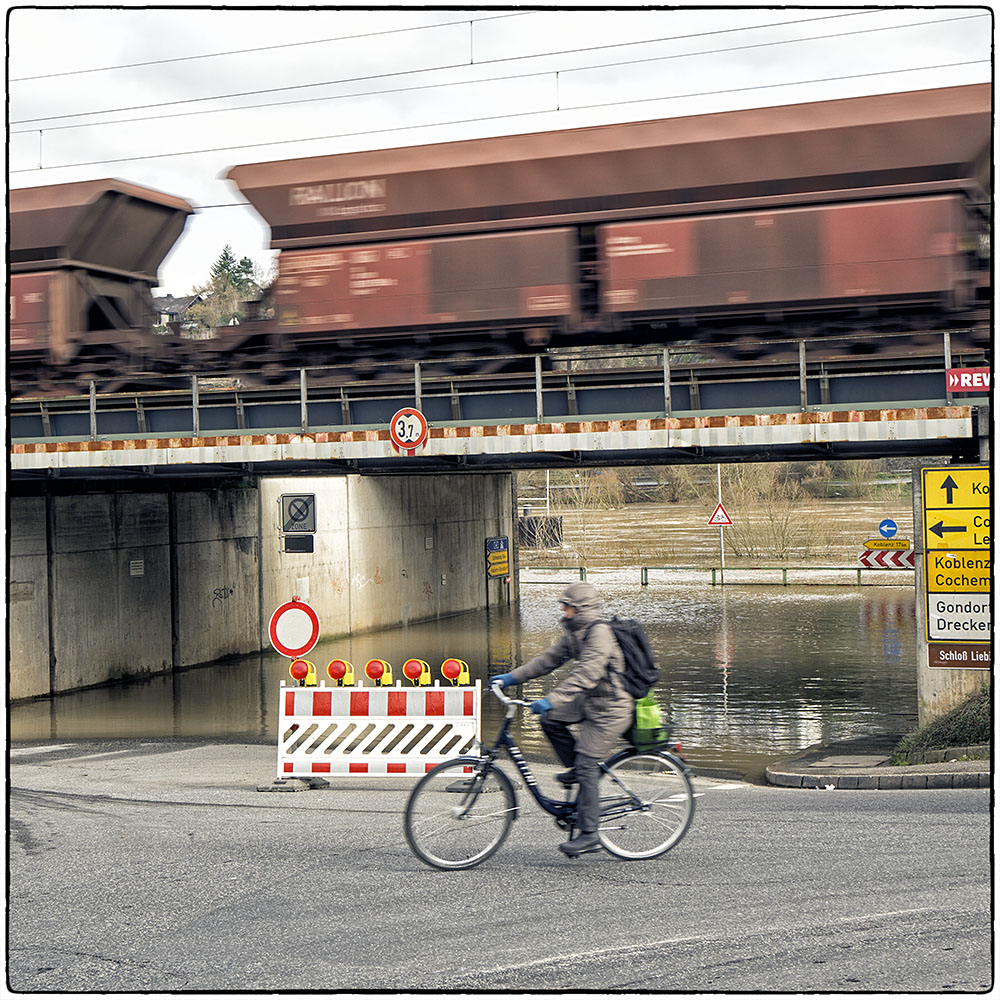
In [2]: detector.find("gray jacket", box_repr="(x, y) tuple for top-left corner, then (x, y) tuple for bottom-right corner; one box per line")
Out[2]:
(510, 582), (634, 758)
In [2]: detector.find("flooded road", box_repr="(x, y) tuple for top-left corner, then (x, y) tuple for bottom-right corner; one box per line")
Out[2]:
(10, 572), (917, 778)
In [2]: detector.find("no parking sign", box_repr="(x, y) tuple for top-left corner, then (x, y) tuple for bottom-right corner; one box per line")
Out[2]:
(268, 598), (320, 658)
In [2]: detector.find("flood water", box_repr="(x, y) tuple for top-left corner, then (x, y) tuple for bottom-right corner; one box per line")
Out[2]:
(10, 572), (917, 778)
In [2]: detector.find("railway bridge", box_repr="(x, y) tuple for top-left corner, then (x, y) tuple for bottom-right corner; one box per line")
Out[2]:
(9, 336), (988, 704)
(9, 334), (989, 481)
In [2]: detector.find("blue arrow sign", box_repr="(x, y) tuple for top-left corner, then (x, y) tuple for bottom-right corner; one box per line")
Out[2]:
(879, 518), (898, 539)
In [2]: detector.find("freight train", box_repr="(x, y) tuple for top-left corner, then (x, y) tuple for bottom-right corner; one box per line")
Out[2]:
(9, 83), (991, 396)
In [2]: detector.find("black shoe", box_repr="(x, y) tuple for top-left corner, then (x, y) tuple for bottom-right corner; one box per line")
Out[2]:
(559, 832), (602, 857)
(556, 769), (578, 786)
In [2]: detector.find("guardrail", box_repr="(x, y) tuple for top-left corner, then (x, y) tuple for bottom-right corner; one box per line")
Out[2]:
(9, 328), (984, 442)
(522, 565), (916, 587)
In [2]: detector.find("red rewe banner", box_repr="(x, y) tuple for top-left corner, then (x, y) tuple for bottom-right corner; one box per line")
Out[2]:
(858, 549), (916, 569)
(946, 367), (990, 392)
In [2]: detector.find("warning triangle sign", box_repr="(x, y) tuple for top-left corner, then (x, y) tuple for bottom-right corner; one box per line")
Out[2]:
(708, 503), (733, 526)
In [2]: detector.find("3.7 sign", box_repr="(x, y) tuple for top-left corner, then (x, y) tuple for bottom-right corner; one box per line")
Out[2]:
(389, 407), (429, 454)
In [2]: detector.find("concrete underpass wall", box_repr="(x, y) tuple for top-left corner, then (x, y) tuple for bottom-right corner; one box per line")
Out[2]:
(259, 473), (515, 643)
(171, 490), (260, 668)
(9, 498), (51, 700)
(9, 487), (260, 699)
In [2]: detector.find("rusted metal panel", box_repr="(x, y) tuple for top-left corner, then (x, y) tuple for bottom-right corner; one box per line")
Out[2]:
(9, 273), (54, 354)
(600, 196), (968, 316)
(820, 195), (961, 299)
(274, 229), (577, 333)
(9, 179), (194, 278)
(226, 85), (990, 248)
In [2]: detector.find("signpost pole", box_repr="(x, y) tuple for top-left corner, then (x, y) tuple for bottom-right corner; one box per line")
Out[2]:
(717, 464), (725, 585)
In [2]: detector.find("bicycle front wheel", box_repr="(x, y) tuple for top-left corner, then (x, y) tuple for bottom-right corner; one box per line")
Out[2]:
(404, 757), (517, 870)
(597, 750), (694, 860)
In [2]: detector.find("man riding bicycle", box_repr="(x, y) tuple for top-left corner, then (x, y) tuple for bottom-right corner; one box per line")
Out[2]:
(492, 581), (634, 857)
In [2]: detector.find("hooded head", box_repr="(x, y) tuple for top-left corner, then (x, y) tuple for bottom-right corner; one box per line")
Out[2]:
(558, 581), (602, 631)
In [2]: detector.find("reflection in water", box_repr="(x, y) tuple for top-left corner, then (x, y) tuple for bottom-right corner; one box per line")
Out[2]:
(10, 575), (917, 776)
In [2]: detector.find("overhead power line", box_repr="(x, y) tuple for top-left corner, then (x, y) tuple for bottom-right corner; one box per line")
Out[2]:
(10, 59), (987, 178)
(8, 11), (527, 82)
(11, 9), (889, 127)
(12, 10), (986, 136)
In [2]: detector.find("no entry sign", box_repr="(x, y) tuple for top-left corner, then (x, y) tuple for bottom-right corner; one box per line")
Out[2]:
(268, 599), (320, 658)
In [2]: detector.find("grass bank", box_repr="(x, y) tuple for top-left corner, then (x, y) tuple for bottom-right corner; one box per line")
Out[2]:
(892, 686), (992, 764)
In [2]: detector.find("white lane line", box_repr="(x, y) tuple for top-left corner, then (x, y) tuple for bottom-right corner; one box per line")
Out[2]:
(455, 907), (944, 979)
(9, 744), (74, 757)
(63, 750), (145, 763)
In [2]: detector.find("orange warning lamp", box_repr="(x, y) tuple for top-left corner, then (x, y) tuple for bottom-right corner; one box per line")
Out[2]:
(365, 658), (394, 686)
(289, 659), (317, 686)
(441, 658), (470, 685)
(327, 659), (355, 686)
(403, 658), (431, 686)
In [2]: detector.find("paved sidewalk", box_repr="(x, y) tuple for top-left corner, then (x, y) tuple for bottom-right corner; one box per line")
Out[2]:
(765, 734), (992, 789)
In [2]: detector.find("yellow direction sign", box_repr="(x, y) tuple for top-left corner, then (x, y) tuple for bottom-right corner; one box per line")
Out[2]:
(923, 467), (990, 509)
(926, 551), (991, 594)
(864, 538), (910, 550)
(921, 465), (991, 645)
(922, 466), (991, 551)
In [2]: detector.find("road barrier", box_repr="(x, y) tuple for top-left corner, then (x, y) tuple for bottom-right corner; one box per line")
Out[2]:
(275, 680), (481, 778)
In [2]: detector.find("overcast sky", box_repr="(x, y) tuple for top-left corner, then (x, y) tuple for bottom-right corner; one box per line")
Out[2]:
(7, 4), (993, 296)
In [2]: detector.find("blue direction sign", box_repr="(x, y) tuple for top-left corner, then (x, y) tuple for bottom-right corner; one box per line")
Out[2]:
(485, 536), (509, 578)
(879, 518), (898, 539)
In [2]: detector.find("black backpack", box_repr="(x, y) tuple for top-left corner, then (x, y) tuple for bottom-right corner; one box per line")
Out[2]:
(583, 616), (660, 699)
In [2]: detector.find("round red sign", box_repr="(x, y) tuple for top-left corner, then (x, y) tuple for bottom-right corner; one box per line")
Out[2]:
(268, 599), (320, 658)
(389, 407), (428, 452)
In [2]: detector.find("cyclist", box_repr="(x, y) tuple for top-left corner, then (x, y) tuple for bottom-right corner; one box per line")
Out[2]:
(492, 581), (634, 857)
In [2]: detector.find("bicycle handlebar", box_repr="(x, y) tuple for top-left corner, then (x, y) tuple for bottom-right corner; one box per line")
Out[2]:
(489, 680), (532, 708)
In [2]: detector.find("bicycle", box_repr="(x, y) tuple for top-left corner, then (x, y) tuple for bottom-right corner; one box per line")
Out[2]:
(404, 680), (695, 869)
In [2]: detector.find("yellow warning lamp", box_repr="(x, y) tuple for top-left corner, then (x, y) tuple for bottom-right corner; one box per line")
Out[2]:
(402, 658), (431, 686)
(441, 658), (470, 685)
(289, 659), (317, 687)
(327, 659), (355, 686)
(365, 658), (394, 686)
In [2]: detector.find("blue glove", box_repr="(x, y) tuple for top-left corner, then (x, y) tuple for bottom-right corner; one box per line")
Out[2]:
(530, 697), (553, 714)
(491, 673), (516, 688)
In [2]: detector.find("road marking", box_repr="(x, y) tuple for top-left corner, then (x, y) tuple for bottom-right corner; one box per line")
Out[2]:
(9, 744), (74, 757)
(467, 932), (706, 977)
(64, 750), (147, 763)
(457, 906), (944, 979)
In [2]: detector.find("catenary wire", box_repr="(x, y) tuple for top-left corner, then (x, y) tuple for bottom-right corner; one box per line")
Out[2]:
(12, 10), (987, 135)
(10, 59), (987, 178)
(10, 9), (891, 127)
(8, 11), (528, 82)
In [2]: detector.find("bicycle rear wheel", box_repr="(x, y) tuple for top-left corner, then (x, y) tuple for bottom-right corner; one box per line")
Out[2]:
(404, 757), (517, 870)
(597, 750), (694, 859)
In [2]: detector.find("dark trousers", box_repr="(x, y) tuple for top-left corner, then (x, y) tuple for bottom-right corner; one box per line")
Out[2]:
(540, 714), (601, 834)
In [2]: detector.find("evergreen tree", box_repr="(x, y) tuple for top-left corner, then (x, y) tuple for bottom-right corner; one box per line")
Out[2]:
(187, 245), (269, 335)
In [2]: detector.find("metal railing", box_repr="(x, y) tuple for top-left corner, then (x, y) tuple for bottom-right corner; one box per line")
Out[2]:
(521, 565), (916, 587)
(9, 328), (985, 444)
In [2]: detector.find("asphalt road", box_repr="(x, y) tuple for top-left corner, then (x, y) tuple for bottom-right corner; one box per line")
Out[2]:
(8, 740), (992, 993)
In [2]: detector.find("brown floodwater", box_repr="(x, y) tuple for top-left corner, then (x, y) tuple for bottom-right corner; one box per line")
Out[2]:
(10, 570), (917, 779)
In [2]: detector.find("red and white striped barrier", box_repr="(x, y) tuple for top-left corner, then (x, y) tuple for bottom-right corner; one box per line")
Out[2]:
(858, 549), (916, 569)
(277, 680), (481, 777)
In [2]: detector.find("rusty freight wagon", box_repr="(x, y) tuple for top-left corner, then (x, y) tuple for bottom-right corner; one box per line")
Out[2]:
(9, 179), (194, 392)
(227, 83), (990, 361)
